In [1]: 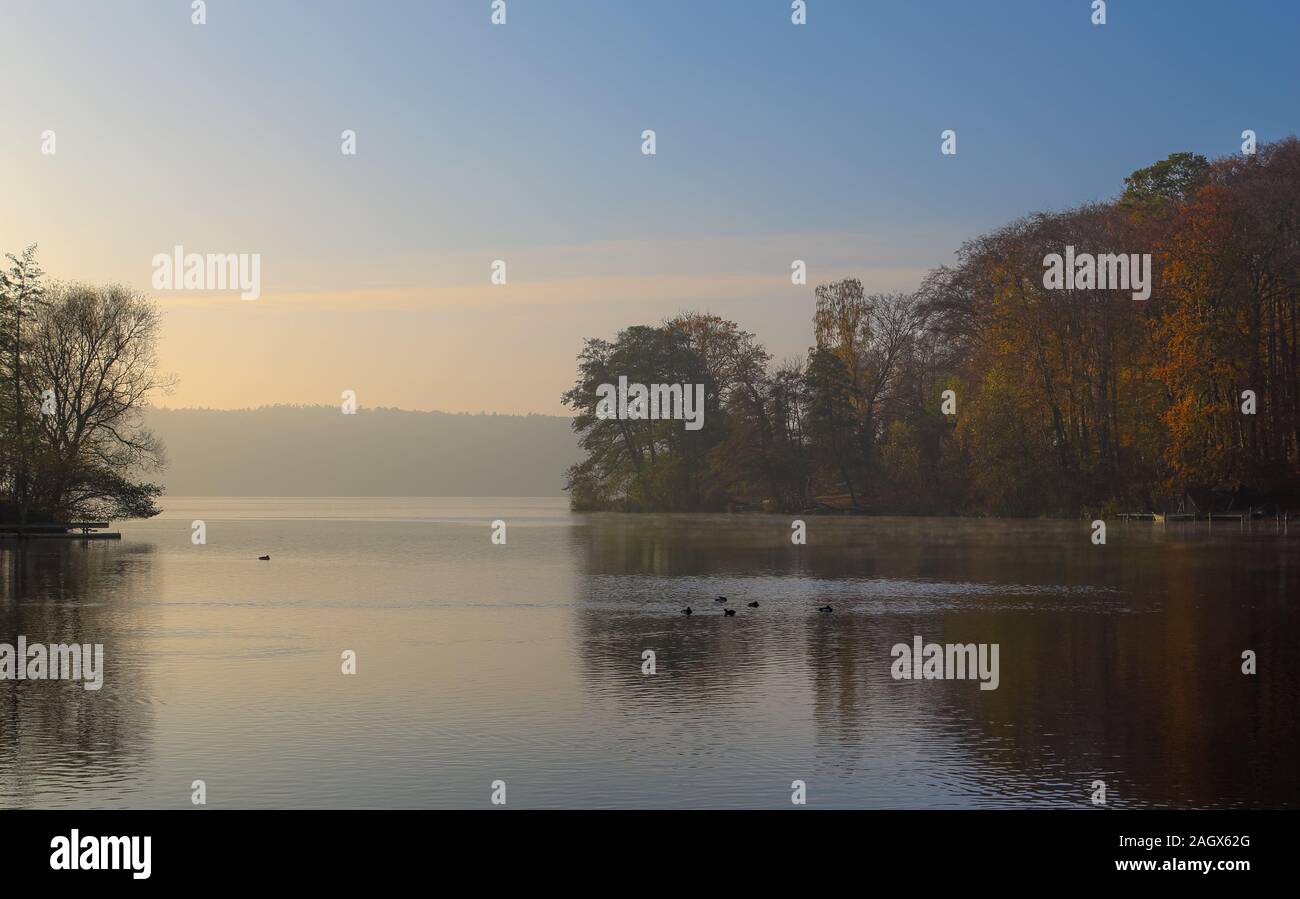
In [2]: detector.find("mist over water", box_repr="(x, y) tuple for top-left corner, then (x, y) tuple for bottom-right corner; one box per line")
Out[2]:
(1, 498), (1295, 809)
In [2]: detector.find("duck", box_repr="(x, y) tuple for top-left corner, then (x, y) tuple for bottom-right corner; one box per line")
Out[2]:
(723, 608), (736, 616)
(747, 601), (759, 608)
(681, 606), (693, 616)
(817, 604), (833, 614)
(258, 555), (270, 561)
(715, 596), (728, 603)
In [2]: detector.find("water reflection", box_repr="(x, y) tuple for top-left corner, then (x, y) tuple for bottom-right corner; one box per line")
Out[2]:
(570, 515), (1299, 807)
(0, 541), (160, 808)
(0, 504), (1296, 808)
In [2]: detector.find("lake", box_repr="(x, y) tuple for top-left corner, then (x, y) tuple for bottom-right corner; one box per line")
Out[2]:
(1, 497), (1296, 808)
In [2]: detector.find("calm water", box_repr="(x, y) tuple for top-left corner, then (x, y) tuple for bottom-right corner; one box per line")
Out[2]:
(1, 498), (1296, 809)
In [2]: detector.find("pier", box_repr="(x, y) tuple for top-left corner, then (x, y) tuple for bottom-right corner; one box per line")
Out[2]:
(0, 522), (121, 540)
(1116, 508), (1290, 534)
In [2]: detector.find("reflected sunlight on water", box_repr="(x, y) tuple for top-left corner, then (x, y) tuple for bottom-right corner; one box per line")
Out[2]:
(1, 498), (1296, 808)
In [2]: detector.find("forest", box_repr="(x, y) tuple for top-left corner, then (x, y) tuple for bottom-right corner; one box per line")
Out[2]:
(563, 139), (1300, 516)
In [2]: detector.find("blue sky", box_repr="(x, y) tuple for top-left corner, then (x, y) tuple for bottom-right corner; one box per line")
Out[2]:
(1, 0), (1296, 413)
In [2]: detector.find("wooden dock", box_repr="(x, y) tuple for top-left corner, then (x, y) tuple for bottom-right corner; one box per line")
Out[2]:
(0, 522), (120, 540)
(1115, 508), (1289, 533)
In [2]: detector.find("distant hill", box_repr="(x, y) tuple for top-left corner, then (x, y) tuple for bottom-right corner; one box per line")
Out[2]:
(143, 406), (580, 496)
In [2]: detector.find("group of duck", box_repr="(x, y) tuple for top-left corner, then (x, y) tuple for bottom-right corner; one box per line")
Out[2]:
(680, 596), (834, 616)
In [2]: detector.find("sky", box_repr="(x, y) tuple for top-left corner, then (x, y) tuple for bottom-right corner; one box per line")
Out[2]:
(1, 0), (1297, 415)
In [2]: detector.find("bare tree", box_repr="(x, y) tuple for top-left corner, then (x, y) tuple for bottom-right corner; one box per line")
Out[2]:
(26, 283), (173, 520)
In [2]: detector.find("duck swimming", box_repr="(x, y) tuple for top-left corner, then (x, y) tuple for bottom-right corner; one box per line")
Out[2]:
(817, 604), (833, 614)
(681, 606), (693, 615)
(723, 608), (736, 616)
(715, 596), (728, 603)
(747, 601), (759, 608)
(258, 555), (270, 561)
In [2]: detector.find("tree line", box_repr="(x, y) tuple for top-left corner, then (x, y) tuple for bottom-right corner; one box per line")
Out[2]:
(1, 248), (169, 524)
(563, 138), (1300, 516)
